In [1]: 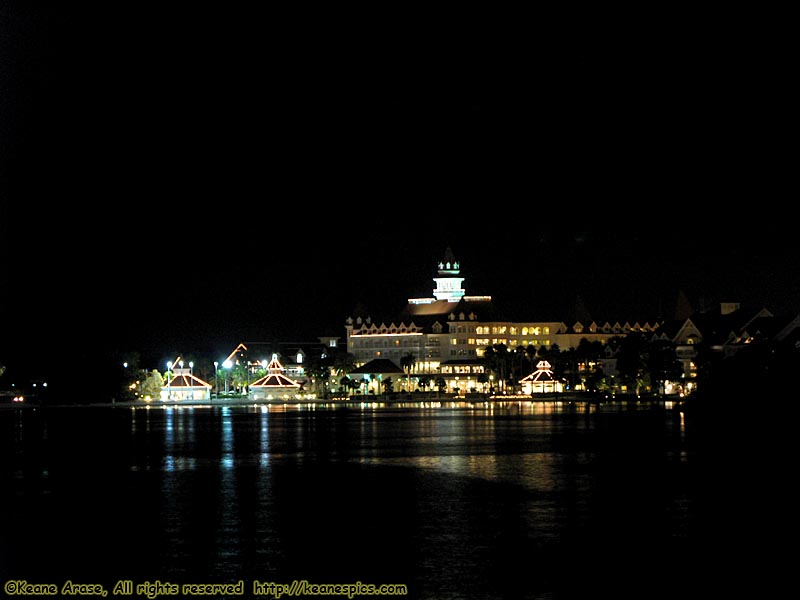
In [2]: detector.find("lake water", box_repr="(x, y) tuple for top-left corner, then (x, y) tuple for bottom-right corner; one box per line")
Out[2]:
(0, 401), (769, 599)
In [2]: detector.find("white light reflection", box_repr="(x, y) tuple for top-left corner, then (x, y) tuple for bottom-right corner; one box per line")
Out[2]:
(216, 405), (241, 565)
(259, 405), (270, 469)
(132, 405), (205, 472)
(162, 407), (198, 472)
(221, 406), (234, 470)
(165, 406), (174, 449)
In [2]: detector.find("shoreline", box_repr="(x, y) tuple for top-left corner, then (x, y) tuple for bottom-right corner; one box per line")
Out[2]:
(3, 392), (685, 410)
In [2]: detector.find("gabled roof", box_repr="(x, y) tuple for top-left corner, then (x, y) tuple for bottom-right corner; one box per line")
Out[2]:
(165, 369), (211, 389)
(250, 372), (301, 388)
(662, 317), (703, 342)
(690, 305), (774, 346)
(349, 358), (403, 375)
(405, 299), (459, 317)
(519, 370), (557, 383)
(232, 340), (329, 365)
(350, 293), (508, 336)
(249, 354), (301, 388)
(742, 314), (796, 340)
(403, 296), (507, 324)
(774, 314), (800, 343)
(775, 321), (800, 349)
(519, 360), (556, 383)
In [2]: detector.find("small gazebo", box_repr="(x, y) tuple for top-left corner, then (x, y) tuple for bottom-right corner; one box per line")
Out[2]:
(161, 368), (212, 402)
(519, 360), (564, 394)
(249, 354), (302, 401)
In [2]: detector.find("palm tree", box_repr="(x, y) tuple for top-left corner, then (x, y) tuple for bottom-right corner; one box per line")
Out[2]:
(400, 352), (416, 391)
(418, 375), (431, 393)
(645, 338), (683, 396)
(333, 350), (357, 376)
(615, 333), (647, 394)
(572, 338), (603, 390)
(524, 344), (538, 373)
(347, 377), (361, 396)
(226, 362), (247, 394)
(486, 344), (509, 393)
(369, 373), (379, 394)
(483, 345), (497, 388)
(305, 357), (330, 397)
(511, 346), (529, 391)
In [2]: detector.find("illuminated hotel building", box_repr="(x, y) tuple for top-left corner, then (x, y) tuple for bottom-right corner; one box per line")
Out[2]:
(345, 248), (662, 392)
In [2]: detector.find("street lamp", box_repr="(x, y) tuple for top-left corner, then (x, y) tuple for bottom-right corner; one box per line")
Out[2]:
(223, 359), (232, 394)
(167, 361), (173, 400)
(213, 361), (219, 399)
(188, 362), (194, 400)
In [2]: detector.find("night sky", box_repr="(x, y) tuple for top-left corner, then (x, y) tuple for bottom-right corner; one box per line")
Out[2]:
(1, 5), (797, 385)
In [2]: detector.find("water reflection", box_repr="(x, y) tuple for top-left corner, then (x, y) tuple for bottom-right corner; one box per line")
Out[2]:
(1, 402), (697, 599)
(216, 406), (241, 577)
(259, 406), (270, 469)
(220, 406), (234, 470)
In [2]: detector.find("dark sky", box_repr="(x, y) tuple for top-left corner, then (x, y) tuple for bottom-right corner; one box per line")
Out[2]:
(1, 5), (797, 381)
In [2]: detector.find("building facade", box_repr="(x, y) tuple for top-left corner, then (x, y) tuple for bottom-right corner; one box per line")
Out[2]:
(345, 248), (664, 394)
